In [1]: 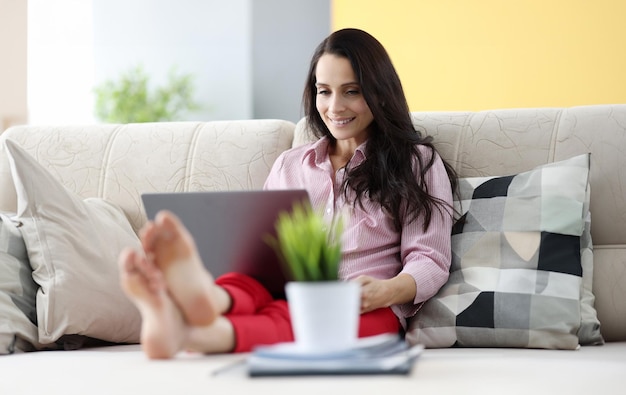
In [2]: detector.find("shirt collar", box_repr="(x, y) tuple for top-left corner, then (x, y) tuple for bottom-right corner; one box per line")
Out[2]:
(303, 136), (368, 168)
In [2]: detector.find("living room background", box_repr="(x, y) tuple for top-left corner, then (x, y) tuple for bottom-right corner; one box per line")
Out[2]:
(2, 0), (626, 132)
(25, 0), (329, 126)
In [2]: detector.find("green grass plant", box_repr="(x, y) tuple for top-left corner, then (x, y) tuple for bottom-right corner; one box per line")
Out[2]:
(266, 202), (343, 282)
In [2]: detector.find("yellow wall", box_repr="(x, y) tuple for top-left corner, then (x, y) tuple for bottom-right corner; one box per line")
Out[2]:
(332, 0), (626, 111)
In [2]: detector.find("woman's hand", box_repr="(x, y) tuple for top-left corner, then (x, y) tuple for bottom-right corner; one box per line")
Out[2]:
(353, 273), (417, 313)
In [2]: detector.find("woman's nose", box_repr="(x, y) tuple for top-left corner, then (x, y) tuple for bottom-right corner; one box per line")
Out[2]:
(328, 94), (346, 113)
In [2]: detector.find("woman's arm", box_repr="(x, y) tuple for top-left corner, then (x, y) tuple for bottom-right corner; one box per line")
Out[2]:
(397, 150), (453, 309)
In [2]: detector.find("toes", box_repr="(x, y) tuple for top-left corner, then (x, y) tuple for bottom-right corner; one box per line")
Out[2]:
(155, 210), (180, 231)
(135, 210), (217, 326)
(155, 211), (193, 245)
(119, 247), (140, 277)
(119, 247), (164, 297)
(139, 221), (159, 253)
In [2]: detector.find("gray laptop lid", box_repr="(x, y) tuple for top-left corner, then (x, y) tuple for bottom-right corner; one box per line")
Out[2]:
(141, 189), (310, 298)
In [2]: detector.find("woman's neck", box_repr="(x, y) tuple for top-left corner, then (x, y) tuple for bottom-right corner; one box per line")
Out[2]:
(329, 140), (359, 172)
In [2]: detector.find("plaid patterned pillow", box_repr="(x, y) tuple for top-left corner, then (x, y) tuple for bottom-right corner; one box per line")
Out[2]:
(0, 213), (40, 354)
(406, 154), (597, 349)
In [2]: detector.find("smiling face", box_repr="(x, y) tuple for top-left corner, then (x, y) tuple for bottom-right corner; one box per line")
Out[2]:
(314, 54), (374, 147)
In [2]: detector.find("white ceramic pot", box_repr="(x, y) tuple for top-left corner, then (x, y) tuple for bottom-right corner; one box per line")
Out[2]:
(285, 281), (360, 352)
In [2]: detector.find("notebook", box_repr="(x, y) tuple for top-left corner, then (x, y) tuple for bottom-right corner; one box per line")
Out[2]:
(141, 189), (310, 298)
(247, 334), (423, 377)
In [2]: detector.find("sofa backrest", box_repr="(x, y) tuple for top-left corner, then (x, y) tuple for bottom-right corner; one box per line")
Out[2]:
(0, 119), (295, 233)
(294, 104), (626, 341)
(1, 106), (624, 342)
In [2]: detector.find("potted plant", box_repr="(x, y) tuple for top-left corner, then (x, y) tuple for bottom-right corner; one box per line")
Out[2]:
(266, 202), (360, 351)
(93, 65), (201, 123)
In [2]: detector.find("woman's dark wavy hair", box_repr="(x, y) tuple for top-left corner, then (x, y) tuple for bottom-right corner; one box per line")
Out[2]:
(303, 28), (457, 231)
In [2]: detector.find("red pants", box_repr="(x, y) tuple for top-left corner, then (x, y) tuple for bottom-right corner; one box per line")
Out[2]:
(216, 272), (401, 353)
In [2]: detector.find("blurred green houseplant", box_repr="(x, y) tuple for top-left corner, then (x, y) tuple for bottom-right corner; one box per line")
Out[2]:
(94, 65), (200, 123)
(266, 202), (343, 282)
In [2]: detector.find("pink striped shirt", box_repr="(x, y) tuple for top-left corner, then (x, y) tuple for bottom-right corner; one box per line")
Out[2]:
(264, 136), (452, 324)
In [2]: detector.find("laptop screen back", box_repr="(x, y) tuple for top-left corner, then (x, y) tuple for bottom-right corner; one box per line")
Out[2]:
(141, 189), (310, 298)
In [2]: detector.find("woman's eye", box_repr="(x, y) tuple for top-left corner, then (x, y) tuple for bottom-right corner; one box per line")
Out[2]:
(317, 90), (329, 95)
(346, 90), (360, 96)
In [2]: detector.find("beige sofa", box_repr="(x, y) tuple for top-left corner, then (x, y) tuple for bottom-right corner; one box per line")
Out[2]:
(0, 104), (624, 394)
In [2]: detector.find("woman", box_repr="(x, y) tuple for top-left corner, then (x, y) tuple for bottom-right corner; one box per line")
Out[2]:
(118, 28), (457, 359)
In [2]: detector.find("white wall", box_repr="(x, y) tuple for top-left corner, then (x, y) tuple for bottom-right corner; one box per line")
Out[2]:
(93, 0), (252, 121)
(27, 0), (94, 125)
(252, 0), (330, 122)
(0, 0), (27, 131)
(26, 0), (329, 124)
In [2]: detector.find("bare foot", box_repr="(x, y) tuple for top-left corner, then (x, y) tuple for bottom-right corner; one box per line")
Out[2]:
(139, 210), (219, 326)
(118, 247), (187, 359)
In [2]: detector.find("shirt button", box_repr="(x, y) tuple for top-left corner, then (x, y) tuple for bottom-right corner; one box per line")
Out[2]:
(326, 208), (332, 214)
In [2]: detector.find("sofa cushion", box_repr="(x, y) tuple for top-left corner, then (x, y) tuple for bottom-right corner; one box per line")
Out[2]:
(4, 139), (142, 345)
(406, 154), (598, 349)
(0, 213), (42, 354)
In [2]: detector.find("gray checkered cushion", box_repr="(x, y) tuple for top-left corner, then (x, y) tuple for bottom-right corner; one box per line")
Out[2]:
(0, 213), (40, 354)
(578, 210), (603, 345)
(406, 154), (599, 349)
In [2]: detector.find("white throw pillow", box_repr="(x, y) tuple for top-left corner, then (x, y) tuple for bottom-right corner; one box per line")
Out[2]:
(4, 139), (142, 344)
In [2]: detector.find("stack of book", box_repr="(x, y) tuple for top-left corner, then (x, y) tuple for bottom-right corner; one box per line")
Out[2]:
(247, 333), (423, 377)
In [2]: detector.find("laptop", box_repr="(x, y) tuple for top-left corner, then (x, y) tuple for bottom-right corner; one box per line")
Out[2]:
(141, 189), (310, 299)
